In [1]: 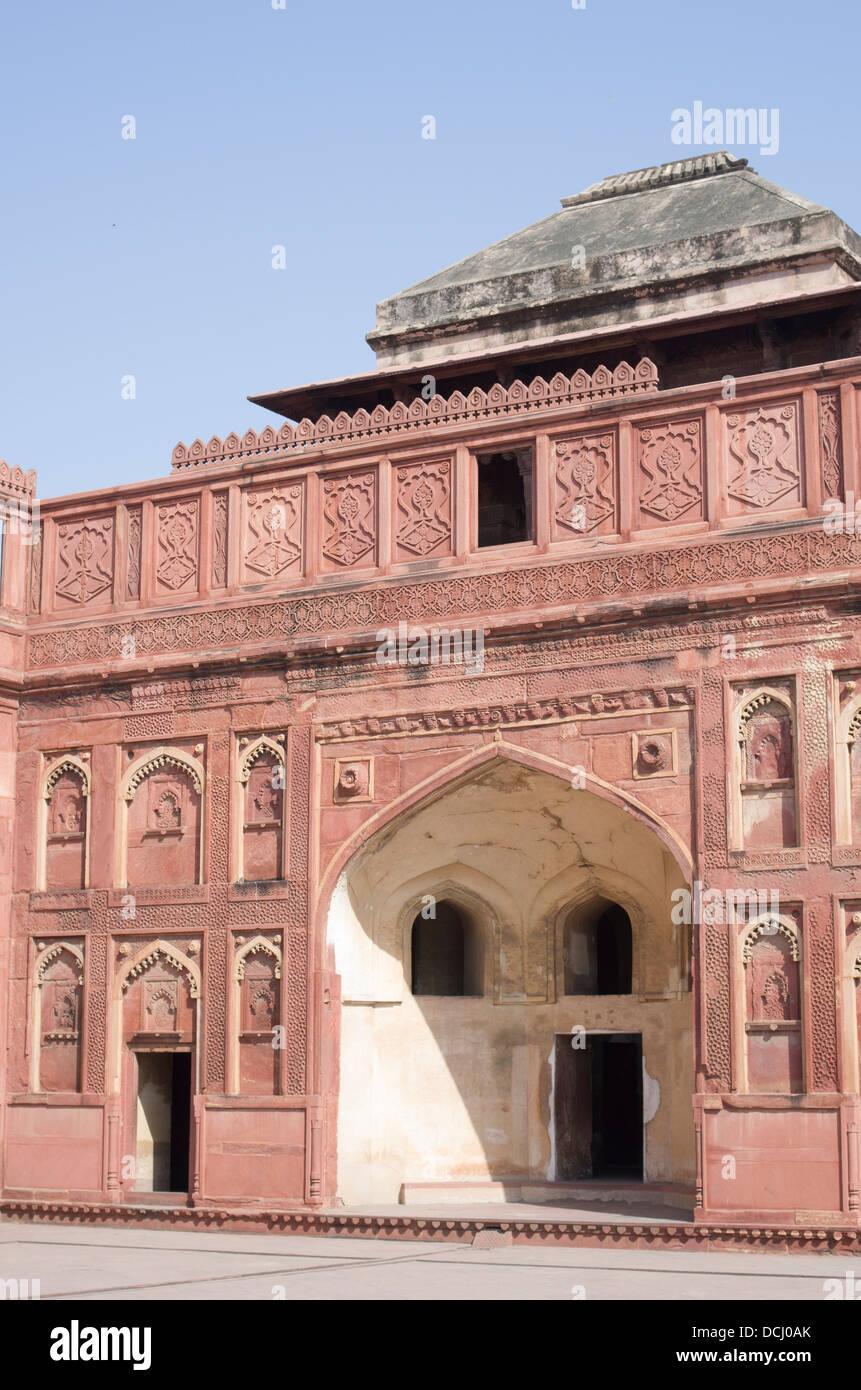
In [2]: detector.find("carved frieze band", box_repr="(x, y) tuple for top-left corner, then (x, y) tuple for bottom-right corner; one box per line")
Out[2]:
(317, 685), (693, 742)
(28, 528), (861, 669)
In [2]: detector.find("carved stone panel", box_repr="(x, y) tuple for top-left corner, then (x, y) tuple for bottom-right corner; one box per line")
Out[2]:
(321, 471), (377, 570)
(243, 485), (304, 583)
(724, 402), (802, 515)
(818, 391), (843, 500)
(54, 516), (115, 609)
(552, 431), (617, 539)
(155, 499), (199, 595)
(212, 493), (228, 588)
(636, 419), (703, 526)
(126, 505), (142, 600)
(394, 459), (453, 560)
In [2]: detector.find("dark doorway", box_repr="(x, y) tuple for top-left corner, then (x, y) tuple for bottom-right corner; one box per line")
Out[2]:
(136, 1051), (192, 1193)
(554, 1032), (643, 1180)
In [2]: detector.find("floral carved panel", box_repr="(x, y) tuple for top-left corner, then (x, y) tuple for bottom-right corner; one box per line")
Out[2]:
(552, 431), (617, 539)
(724, 402), (802, 514)
(818, 391), (843, 500)
(321, 470), (377, 570)
(394, 459), (452, 560)
(54, 516), (115, 609)
(637, 418), (703, 526)
(242, 485), (303, 583)
(156, 499), (199, 595)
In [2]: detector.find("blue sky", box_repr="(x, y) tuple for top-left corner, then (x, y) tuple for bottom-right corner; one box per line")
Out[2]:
(1, 0), (858, 499)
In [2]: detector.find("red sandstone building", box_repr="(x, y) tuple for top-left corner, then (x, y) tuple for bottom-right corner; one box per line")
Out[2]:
(3, 152), (861, 1225)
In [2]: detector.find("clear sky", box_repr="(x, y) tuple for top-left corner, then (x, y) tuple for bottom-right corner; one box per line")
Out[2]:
(1, 0), (858, 500)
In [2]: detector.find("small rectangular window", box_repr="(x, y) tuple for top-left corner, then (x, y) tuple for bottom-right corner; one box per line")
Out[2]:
(476, 448), (533, 548)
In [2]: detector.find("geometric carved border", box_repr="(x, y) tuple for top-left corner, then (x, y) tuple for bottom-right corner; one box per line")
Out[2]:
(27, 526), (861, 670)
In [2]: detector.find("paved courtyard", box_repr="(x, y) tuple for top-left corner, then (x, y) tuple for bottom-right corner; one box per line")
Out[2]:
(0, 1218), (858, 1300)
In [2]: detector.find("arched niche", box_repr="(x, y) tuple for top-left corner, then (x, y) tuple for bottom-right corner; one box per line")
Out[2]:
(235, 735), (287, 883)
(229, 934), (283, 1095)
(732, 688), (797, 851)
(410, 898), (484, 997)
(38, 755), (91, 891)
(561, 896), (633, 996)
(119, 748), (206, 888)
(30, 941), (84, 1092)
(740, 915), (802, 1094)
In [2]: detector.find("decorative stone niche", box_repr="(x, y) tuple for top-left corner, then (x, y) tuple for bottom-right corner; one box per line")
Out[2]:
(732, 685), (797, 851)
(40, 754), (91, 891)
(32, 941), (84, 1093)
(121, 746), (206, 888)
(236, 735), (287, 882)
(742, 915), (802, 1094)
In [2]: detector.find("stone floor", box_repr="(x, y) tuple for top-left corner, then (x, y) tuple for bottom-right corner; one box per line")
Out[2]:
(0, 1218), (858, 1300)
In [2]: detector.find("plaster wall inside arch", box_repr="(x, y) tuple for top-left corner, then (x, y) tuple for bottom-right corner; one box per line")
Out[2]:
(327, 759), (693, 1204)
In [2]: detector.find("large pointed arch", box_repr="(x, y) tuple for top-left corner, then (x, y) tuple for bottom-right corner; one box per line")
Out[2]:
(315, 738), (693, 960)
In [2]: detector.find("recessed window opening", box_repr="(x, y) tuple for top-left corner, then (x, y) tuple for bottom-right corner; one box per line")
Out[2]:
(564, 897), (633, 995)
(411, 899), (482, 995)
(476, 449), (533, 547)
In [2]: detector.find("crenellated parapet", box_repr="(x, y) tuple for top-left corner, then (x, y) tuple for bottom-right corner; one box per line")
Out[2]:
(171, 360), (659, 471)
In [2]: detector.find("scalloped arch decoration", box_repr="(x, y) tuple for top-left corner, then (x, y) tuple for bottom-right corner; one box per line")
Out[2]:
(123, 748), (205, 802)
(238, 735), (286, 785)
(742, 915), (800, 964)
(44, 755), (91, 802)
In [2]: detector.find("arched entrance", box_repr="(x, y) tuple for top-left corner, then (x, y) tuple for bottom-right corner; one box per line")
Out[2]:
(324, 745), (693, 1205)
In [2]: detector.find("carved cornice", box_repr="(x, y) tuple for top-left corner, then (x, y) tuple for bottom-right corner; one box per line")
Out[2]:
(26, 529), (861, 672)
(316, 686), (693, 742)
(288, 607), (836, 688)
